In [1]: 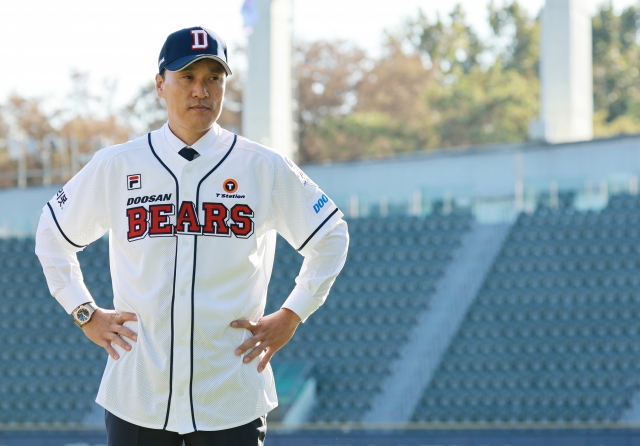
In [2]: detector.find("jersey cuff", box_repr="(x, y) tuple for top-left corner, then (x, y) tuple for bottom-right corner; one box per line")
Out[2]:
(55, 281), (95, 314)
(297, 208), (344, 257)
(281, 286), (320, 323)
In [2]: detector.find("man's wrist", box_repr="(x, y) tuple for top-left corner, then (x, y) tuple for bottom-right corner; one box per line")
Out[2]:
(281, 286), (318, 323)
(72, 302), (99, 328)
(56, 281), (95, 314)
(280, 307), (302, 324)
(73, 302), (92, 313)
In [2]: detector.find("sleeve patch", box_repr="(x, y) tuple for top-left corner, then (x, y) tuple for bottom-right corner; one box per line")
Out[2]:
(55, 188), (69, 210)
(284, 156), (316, 187)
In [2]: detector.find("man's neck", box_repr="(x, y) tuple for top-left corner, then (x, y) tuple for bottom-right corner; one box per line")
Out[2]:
(167, 121), (212, 147)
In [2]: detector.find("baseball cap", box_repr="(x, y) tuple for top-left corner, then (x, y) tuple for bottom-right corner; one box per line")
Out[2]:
(158, 26), (232, 75)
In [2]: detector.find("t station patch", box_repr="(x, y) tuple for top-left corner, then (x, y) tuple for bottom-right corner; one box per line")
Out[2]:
(223, 178), (238, 193)
(128, 174), (141, 190)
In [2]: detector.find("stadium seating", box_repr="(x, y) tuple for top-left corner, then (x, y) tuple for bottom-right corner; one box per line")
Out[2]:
(0, 237), (110, 425)
(266, 211), (474, 422)
(0, 209), (473, 425)
(6, 192), (640, 426)
(412, 193), (640, 424)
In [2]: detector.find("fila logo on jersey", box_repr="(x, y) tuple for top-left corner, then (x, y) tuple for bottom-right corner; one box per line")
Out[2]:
(126, 201), (254, 241)
(128, 174), (141, 190)
(191, 30), (209, 50)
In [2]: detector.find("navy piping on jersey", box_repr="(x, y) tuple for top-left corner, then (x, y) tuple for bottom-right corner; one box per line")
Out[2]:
(147, 133), (180, 431)
(297, 207), (340, 252)
(188, 134), (237, 431)
(46, 202), (87, 249)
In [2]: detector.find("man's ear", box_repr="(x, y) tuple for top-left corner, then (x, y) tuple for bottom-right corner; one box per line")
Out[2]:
(155, 73), (164, 99)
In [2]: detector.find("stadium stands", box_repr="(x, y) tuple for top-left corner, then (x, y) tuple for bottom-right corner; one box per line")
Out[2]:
(7, 192), (640, 426)
(267, 211), (473, 422)
(0, 237), (111, 425)
(0, 209), (473, 425)
(412, 193), (640, 424)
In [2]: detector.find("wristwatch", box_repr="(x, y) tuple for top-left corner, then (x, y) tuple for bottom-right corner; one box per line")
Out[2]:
(72, 302), (99, 328)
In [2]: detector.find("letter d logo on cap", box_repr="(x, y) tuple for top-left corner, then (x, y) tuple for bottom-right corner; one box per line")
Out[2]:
(191, 30), (209, 49)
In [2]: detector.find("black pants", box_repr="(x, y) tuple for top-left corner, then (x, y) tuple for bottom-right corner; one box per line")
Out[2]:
(105, 410), (267, 446)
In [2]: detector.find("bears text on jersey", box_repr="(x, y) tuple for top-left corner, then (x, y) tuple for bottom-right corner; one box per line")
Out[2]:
(127, 201), (254, 241)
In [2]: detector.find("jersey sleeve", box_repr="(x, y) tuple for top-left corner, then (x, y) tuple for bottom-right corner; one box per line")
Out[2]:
(271, 154), (344, 256)
(41, 150), (110, 250)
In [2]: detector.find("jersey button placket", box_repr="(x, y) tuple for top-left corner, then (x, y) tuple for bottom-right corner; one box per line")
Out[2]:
(174, 178), (198, 432)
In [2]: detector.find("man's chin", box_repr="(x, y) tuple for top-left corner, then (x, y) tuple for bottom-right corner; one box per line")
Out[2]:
(185, 117), (216, 131)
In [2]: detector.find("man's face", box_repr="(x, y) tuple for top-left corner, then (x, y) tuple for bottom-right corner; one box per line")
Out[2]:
(156, 58), (226, 134)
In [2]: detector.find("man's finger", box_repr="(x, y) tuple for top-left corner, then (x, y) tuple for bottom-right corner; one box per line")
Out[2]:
(243, 343), (267, 363)
(230, 319), (258, 331)
(107, 332), (132, 352)
(235, 335), (261, 356)
(116, 312), (138, 324)
(114, 325), (138, 342)
(257, 349), (274, 373)
(102, 342), (120, 360)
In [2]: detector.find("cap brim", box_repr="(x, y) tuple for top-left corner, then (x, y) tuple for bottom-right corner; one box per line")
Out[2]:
(165, 55), (232, 75)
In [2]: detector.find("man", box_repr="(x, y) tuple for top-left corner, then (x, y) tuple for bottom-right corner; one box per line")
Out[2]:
(35, 26), (349, 445)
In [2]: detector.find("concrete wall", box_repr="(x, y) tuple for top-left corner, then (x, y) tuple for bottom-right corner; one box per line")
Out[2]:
(0, 186), (59, 237)
(303, 135), (640, 211)
(3, 134), (640, 236)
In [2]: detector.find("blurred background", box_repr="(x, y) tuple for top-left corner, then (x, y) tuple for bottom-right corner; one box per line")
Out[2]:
(3, 0), (640, 445)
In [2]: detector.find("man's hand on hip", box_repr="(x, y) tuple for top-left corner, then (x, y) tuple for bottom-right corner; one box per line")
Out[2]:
(82, 309), (138, 360)
(231, 308), (301, 373)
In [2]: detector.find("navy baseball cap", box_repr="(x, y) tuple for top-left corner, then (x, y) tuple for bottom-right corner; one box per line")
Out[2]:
(158, 26), (232, 75)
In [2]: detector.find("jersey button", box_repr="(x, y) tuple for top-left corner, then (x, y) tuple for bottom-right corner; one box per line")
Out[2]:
(180, 289), (186, 296)
(184, 239), (190, 247)
(185, 167), (192, 173)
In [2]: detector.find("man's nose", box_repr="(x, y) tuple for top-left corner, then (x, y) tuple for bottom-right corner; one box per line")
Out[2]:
(192, 80), (209, 98)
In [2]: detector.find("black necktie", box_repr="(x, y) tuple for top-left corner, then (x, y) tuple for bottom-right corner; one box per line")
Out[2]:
(178, 147), (199, 161)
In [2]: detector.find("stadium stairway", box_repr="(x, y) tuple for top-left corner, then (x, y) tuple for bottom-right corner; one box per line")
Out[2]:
(411, 193), (640, 424)
(363, 220), (512, 423)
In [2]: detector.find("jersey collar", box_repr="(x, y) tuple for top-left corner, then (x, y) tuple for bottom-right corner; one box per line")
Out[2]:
(163, 121), (221, 157)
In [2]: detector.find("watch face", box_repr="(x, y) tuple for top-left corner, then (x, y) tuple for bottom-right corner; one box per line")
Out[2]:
(77, 308), (91, 322)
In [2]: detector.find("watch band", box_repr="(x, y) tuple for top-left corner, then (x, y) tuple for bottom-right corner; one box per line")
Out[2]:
(72, 302), (98, 328)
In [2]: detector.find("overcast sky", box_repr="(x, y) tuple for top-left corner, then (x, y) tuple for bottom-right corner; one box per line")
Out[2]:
(1, 0), (636, 109)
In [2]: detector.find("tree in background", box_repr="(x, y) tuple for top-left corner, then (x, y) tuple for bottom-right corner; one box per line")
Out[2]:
(3, 0), (640, 176)
(299, 1), (640, 162)
(416, 1), (538, 148)
(295, 40), (371, 162)
(0, 71), (130, 188)
(0, 94), (57, 187)
(302, 1), (540, 159)
(592, 3), (640, 136)
(59, 71), (130, 152)
(489, 0), (539, 77)
(320, 38), (435, 159)
(123, 81), (167, 136)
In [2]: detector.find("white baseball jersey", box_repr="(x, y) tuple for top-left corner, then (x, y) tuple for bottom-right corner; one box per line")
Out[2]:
(35, 123), (348, 434)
